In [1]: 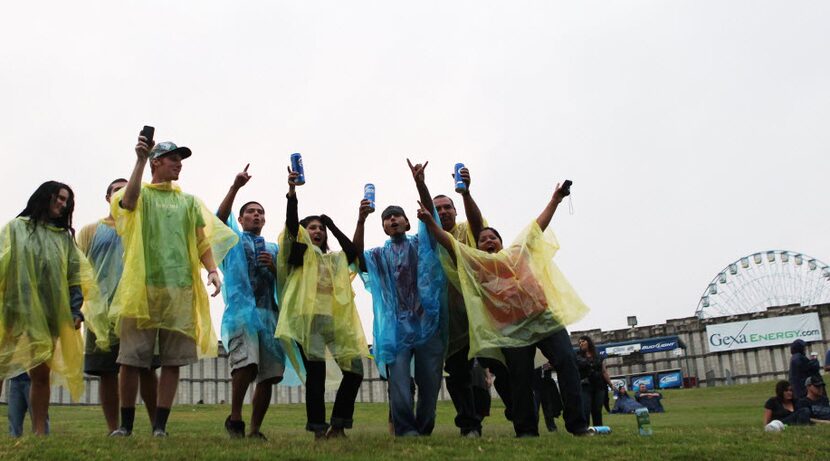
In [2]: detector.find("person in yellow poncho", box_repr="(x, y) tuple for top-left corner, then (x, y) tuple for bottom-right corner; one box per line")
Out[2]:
(0, 181), (107, 434)
(416, 180), (591, 437)
(108, 134), (237, 437)
(275, 168), (369, 439)
(76, 178), (158, 435)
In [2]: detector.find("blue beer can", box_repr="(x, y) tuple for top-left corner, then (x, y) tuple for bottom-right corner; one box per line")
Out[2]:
(290, 153), (306, 185)
(364, 183), (376, 210)
(253, 236), (266, 266)
(588, 426), (612, 435)
(454, 163), (467, 193)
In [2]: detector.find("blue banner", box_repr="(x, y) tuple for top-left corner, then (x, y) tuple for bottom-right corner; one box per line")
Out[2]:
(658, 371), (683, 389)
(631, 374), (654, 390)
(597, 336), (684, 358)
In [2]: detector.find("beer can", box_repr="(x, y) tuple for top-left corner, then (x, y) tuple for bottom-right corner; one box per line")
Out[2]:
(364, 183), (376, 210)
(253, 236), (266, 266)
(290, 153), (306, 185)
(635, 408), (653, 436)
(454, 163), (467, 193)
(588, 426), (612, 435)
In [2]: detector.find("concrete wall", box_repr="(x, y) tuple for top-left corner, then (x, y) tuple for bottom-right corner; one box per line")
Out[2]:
(570, 303), (830, 387)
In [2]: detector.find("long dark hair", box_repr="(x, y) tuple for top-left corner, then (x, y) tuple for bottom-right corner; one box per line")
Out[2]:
(775, 380), (792, 401)
(299, 215), (329, 253)
(18, 181), (75, 235)
(579, 335), (598, 357)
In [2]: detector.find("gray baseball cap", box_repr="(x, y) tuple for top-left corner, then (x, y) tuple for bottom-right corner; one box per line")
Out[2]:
(150, 141), (192, 160)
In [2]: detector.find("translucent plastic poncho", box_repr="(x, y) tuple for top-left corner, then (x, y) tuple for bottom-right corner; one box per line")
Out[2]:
(440, 221), (588, 363)
(0, 217), (109, 401)
(362, 218), (448, 377)
(110, 183), (237, 358)
(446, 220), (482, 358)
(77, 219), (124, 347)
(276, 226), (368, 381)
(218, 215), (291, 374)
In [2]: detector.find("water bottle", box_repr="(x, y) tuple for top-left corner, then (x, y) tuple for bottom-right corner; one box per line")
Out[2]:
(588, 426), (612, 435)
(253, 236), (266, 266)
(290, 153), (306, 185)
(364, 183), (375, 210)
(454, 163), (467, 193)
(635, 408), (653, 436)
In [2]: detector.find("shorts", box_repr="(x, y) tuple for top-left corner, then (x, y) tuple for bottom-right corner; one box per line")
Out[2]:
(84, 328), (121, 376)
(117, 317), (198, 368)
(227, 330), (285, 383)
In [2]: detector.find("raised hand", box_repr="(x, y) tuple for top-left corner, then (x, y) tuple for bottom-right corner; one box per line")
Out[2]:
(416, 200), (435, 224)
(357, 199), (375, 222)
(287, 166), (302, 188)
(452, 167), (471, 193)
(135, 134), (155, 161)
(232, 164), (252, 189)
(551, 182), (565, 204)
(406, 158), (429, 184)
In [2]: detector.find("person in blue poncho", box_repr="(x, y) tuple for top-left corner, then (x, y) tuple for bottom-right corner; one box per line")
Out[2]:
(216, 165), (286, 440)
(354, 159), (448, 437)
(76, 178), (158, 434)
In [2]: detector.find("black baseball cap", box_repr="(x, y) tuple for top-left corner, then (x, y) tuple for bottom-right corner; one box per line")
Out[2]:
(805, 375), (825, 387)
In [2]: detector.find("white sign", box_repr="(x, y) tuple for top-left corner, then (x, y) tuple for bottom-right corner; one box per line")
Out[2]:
(605, 343), (641, 356)
(706, 313), (823, 353)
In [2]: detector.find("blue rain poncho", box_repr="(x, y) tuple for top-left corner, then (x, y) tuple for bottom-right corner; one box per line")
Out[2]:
(219, 215), (291, 381)
(362, 218), (447, 377)
(77, 219), (123, 348)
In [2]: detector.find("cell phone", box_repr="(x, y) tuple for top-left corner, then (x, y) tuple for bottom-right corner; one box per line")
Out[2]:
(561, 179), (573, 196)
(140, 125), (155, 143)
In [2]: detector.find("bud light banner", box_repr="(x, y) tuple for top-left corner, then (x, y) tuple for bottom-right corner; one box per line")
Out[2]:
(657, 371), (683, 389)
(706, 313), (822, 353)
(631, 374), (654, 390)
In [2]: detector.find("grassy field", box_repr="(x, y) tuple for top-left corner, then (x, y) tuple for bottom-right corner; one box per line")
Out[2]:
(1, 380), (827, 460)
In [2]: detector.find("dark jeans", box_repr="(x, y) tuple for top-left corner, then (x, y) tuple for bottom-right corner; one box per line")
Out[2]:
(581, 384), (606, 426)
(781, 407), (812, 425)
(532, 369), (562, 431)
(444, 345), (482, 434)
(502, 328), (587, 436)
(300, 348), (364, 432)
(387, 333), (444, 436)
(478, 357), (513, 421)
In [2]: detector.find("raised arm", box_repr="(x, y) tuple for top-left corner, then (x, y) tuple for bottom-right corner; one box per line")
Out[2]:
(536, 182), (567, 232)
(121, 134), (154, 211)
(352, 199), (373, 254)
(457, 167), (484, 240)
(417, 201), (455, 261)
(216, 164), (251, 224)
(286, 167), (301, 238)
(407, 158), (434, 216)
(320, 215), (359, 262)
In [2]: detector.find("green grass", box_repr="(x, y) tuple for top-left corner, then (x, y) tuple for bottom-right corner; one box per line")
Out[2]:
(1, 381), (827, 460)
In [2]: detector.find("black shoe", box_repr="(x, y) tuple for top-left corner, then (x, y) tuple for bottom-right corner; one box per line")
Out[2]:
(248, 431), (267, 441)
(516, 432), (539, 438)
(225, 415), (245, 439)
(546, 425), (558, 433)
(326, 427), (347, 439)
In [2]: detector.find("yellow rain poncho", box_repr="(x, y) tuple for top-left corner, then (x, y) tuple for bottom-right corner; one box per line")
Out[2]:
(275, 226), (368, 381)
(440, 221), (588, 363)
(447, 220), (483, 358)
(110, 183), (237, 358)
(0, 217), (109, 401)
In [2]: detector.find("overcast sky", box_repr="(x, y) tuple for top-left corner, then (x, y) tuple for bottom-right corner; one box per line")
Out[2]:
(2, 1), (829, 337)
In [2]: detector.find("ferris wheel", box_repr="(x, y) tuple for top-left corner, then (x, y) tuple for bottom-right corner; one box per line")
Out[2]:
(695, 250), (830, 319)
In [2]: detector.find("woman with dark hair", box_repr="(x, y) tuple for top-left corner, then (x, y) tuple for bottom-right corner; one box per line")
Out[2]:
(275, 168), (368, 439)
(764, 380), (811, 426)
(0, 181), (108, 435)
(575, 335), (615, 426)
(789, 339), (820, 399)
(417, 181), (591, 437)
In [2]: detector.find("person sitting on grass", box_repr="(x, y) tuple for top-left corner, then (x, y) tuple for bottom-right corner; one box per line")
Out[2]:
(795, 375), (830, 421)
(763, 380), (811, 427)
(611, 385), (645, 414)
(635, 383), (664, 413)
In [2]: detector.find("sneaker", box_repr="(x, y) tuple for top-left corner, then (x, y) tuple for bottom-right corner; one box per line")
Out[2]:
(109, 428), (131, 437)
(572, 428), (593, 437)
(314, 430), (327, 441)
(326, 427), (346, 439)
(152, 429), (168, 438)
(462, 430), (481, 438)
(225, 415), (245, 439)
(248, 431), (267, 441)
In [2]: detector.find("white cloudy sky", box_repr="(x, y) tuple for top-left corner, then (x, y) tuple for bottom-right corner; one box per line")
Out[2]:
(2, 1), (829, 337)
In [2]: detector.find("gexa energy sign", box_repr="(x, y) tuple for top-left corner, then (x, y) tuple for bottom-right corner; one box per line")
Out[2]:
(706, 313), (822, 353)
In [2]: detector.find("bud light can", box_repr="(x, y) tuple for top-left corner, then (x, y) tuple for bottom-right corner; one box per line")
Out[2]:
(454, 163), (466, 193)
(364, 183), (375, 210)
(290, 152), (306, 185)
(253, 236), (266, 266)
(588, 426), (612, 435)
